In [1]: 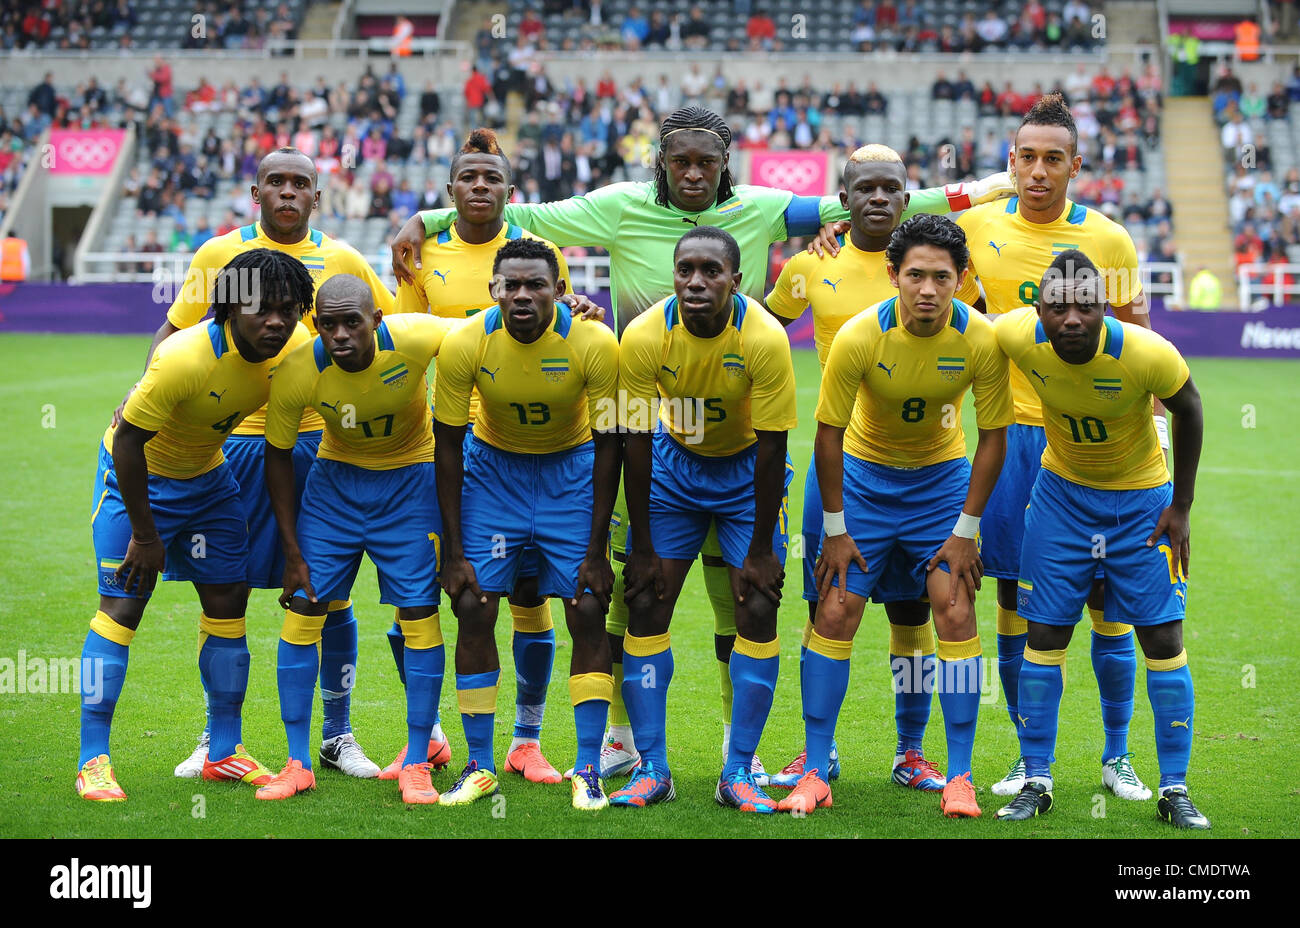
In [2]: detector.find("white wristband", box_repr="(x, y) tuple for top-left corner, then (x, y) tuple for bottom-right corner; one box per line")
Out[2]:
(1153, 414), (1170, 452)
(823, 510), (847, 537)
(953, 512), (981, 539)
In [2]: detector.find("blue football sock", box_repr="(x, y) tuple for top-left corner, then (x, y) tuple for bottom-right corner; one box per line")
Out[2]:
(403, 644), (444, 766)
(320, 604), (357, 741)
(571, 673), (613, 774)
(803, 632), (851, 780)
(276, 638), (318, 768)
(997, 631), (1028, 729)
(199, 622), (250, 761)
(621, 634), (673, 771)
(386, 620), (406, 685)
(1146, 654), (1194, 790)
(890, 621), (935, 757)
(936, 641), (982, 779)
(726, 640), (779, 772)
(456, 670), (500, 773)
(79, 627), (129, 767)
(512, 628), (555, 741)
(1018, 649), (1065, 780)
(1092, 628), (1137, 762)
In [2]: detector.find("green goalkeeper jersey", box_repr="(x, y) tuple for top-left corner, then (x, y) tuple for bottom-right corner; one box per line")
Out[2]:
(420, 180), (958, 333)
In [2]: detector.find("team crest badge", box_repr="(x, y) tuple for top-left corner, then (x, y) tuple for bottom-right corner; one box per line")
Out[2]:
(937, 356), (965, 382)
(723, 353), (745, 379)
(542, 357), (569, 382)
(1093, 377), (1121, 399)
(381, 362), (409, 390)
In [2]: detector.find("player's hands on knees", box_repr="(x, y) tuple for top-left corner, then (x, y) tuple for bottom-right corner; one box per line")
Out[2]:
(441, 554), (485, 605)
(928, 535), (982, 607)
(118, 535), (165, 597)
(816, 533), (867, 604)
(575, 553), (614, 610)
(1148, 502), (1191, 578)
(111, 385), (137, 429)
(390, 215), (426, 286)
(735, 551), (784, 605)
(279, 552), (316, 610)
(807, 221), (850, 257)
(561, 293), (606, 322)
(623, 550), (665, 602)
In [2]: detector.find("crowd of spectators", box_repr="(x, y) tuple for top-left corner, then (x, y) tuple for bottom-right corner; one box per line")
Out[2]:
(181, 1), (299, 51)
(0, 0), (136, 52)
(491, 1), (1105, 56)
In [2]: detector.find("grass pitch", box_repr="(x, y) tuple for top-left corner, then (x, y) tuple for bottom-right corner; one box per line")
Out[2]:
(0, 334), (1296, 838)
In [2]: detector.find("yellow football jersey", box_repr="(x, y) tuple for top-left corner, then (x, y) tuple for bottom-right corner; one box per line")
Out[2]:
(434, 305), (619, 455)
(996, 307), (1189, 490)
(395, 221), (571, 424)
(765, 235), (897, 368)
(109, 319), (312, 479)
(956, 198), (1142, 426)
(164, 222), (397, 436)
(816, 297), (1014, 468)
(619, 294), (798, 457)
(265, 314), (457, 471)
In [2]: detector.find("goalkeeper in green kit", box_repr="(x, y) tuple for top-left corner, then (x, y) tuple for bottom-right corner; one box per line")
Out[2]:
(390, 106), (1014, 783)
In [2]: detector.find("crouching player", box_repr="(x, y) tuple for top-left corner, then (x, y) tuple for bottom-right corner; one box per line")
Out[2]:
(258, 274), (457, 804)
(614, 226), (797, 813)
(994, 252), (1209, 828)
(76, 248), (313, 800)
(433, 238), (621, 810)
(780, 215), (1013, 818)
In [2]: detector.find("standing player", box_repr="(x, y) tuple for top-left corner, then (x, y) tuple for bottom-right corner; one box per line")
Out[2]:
(432, 238), (621, 810)
(994, 253), (1208, 829)
(393, 128), (574, 785)
(392, 106), (1013, 778)
(76, 249), (312, 801)
(764, 144), (947, 793)
(127, 148), (397, 780)
(778, 215), (1013, 818)
(256, 274), (456, 804)
(953, 94), (1158, 799)
(613, 226), (796, 812)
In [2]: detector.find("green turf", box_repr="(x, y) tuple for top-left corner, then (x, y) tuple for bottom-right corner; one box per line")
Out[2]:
(0, 334), (1295, 837)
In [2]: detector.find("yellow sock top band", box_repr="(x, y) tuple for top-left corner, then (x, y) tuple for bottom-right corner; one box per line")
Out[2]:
(200, 614), (246, 639)
(734, 635), (780, 660)
(623, 631), (671, 657)
(996, 605), (1027, 636)
(280, 609), (326, 646)
(1025, 646), (1067, 666)
(889, 620), (935, 656)
(1090, 610), (1133, 637)
(937, 634), (982, 661)
(326, 599), (352, 612)
(569, 672), (614, 705)
(398, 613), (444, 650)
(457, 683), (499, 715)
(809, 629), (852, 661)
(510, 600), (554, 634)
(1145, 649), (1188, 672)
(90, 611), (135, 646)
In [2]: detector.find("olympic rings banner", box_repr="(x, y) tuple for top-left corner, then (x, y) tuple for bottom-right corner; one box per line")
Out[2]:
(748, 150), (829, 197)
(48, 129), (126, 175)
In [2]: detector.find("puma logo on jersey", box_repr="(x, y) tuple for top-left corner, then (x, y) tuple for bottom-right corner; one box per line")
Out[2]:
(1170, 717), (1189, 729)
(209, 389), (227, 402)
(431, 269), (449, 284)
(681, 216), (699, 226)
(320, 400), (342, 414)
(823, 277), (842, 292)
(1031, 369), (1049, 385)
(480, 366), (500, 382)
(876, 361), (897, 378)
(1017, 713), (1029, 728)
(989, 240), (1007, 256)
(661, 364), (681, 379)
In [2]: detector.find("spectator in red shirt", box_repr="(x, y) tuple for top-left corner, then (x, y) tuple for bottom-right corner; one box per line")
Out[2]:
(877, 1), (898, 28)
(747, 9), (777, 50)
(596, 72), (617, 99)
(1023, 0), (1047, 31)
(1090, 66), (1117, 101)
(996, 82), (1022, 115)
(519, 9), (545, 44)
(149, 56), (173, 114)
(464, 65), (493, 122)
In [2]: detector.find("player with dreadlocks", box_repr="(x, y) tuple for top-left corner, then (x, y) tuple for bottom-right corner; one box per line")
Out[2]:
(76, 247), (314, 801)
(389, 105), (1016, 785)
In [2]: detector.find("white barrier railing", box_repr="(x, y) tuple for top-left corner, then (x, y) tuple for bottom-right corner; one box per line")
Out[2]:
(1237, 262), (1300, 308)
